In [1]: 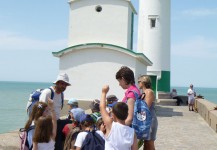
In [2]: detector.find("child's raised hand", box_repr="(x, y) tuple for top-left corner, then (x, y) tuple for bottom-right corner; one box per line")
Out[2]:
(102, 85), (109, 94)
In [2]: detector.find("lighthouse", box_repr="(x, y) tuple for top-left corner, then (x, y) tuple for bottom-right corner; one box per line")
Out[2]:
(53, 0), (152, 101)
(137, 0), (171, 93)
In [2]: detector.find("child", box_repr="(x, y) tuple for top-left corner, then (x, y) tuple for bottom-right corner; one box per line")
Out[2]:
(33, 98), (56, 150)
(74, 114), (95, 149)
(67, 98), (79, 119)
(106, 95), (118, 108)
(89, 99), (100, 113)
(106, 95), (118, 115)
(100, 85), (138, 150)
(23, 102), (49, 150)
(96, 118), (106, 137)
(62, 107), (85, 137)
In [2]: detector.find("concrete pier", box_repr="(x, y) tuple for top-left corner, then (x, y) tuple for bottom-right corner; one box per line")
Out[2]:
(2, 104), (217, 150)
(154, 105), (217, 150)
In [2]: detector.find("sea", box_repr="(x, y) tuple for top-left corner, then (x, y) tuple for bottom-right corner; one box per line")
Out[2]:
(0, 81), (217, 134)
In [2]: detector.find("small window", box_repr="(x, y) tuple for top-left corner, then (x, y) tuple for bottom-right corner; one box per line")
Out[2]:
(96, 5), (102, 12)
(150, 18), (156, 28)
(148, 15), (159, 29)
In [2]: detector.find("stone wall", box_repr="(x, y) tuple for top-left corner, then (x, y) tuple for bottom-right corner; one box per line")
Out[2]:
(196, 98), (217, 132)
(60, 100), (92, 117)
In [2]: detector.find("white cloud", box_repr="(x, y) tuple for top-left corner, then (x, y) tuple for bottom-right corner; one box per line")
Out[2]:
(171, 36), (217, 59)
(0, 30), (67, 52)
(182, 8), (217, 17)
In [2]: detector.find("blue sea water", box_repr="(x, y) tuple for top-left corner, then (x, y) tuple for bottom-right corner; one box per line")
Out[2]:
(0, 81), (217, 134)
(0, 81), (52, 134)
(172, 86), (217, 104)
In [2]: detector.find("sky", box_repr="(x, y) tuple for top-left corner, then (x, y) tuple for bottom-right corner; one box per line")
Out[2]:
(0, 0), (217, 88)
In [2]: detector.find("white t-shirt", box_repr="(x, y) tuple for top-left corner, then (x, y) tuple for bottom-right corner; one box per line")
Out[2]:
(74, 130), (105, 148)
(37, 139), (55, 150)
(74, 132), (88, 148)
(187, 88), (195, 100)
(96, 130), (105, 139)
(105, 122), (134, 150)
(39, 86), (62, 119)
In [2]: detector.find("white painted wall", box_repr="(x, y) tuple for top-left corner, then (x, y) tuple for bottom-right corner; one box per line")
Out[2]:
(137, 0), (170, 72)
(68, 0), (134, 49)
(58, 47), (147, 101)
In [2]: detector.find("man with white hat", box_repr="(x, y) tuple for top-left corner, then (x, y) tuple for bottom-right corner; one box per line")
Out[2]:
(39, 73), (71, 150)
(39, 73), (71, 119)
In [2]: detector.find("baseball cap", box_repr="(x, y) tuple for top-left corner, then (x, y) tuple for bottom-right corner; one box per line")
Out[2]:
(79, 114), (94, 123)
(107, 101), (118, 108)
(90, 112), (101, 123)
(53, 73), (71, 86)
(70, 108), (85, 121)
(68, 98), (78, 106)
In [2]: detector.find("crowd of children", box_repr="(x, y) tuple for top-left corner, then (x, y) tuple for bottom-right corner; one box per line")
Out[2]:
(22, 66), (157, 150)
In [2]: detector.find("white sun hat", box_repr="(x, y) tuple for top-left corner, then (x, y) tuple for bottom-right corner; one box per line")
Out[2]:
(53, 73), (71, 86)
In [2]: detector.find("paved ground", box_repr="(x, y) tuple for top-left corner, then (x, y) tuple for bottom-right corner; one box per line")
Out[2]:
(154, 105), (217, 150)
(1, 105), (217, 150)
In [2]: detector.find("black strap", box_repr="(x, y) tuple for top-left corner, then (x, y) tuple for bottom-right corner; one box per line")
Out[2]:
(139, 93), (146, 100)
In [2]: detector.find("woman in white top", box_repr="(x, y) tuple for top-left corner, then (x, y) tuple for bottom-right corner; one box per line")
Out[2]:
(33, 98), (57, 150)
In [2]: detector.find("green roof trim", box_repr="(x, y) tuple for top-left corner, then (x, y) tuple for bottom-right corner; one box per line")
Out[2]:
(52, 43), (152, 66)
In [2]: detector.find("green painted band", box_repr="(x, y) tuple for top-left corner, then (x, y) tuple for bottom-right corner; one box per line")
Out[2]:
(157, 71), (170, 92)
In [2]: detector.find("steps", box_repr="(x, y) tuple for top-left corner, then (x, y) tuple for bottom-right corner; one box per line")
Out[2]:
(157, 99), (177, 106)
(158, 92), (171, 99)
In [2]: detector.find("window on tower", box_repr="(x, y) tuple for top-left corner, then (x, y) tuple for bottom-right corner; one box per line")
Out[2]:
(150, 18), (156, 28)
(96, 5), (102, 12)
(148, 15), (159, 29)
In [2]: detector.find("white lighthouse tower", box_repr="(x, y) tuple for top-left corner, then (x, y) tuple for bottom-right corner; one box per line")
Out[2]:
(137, 0), (171, 92)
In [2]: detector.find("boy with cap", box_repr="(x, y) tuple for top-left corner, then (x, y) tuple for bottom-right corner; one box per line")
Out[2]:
(89, 99), (102, 125)
(67, 98), (79, 119)
(62, 107), (84, 137)
(106, 95), (118, 113)
(100, 85), (137, 150)
(74, 114), (104, 149)
(68, 98), (79, 109)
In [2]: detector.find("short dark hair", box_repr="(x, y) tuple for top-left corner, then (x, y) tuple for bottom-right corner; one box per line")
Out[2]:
(112, 102), (128, 120)
(116, 66), (135, 85)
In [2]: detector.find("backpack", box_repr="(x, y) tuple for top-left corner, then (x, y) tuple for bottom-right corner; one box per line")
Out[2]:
(19, 126), (35, 150)
(81, 130), (105, 150)
(64, 127), (80, 150)
(26, 87), (64, 116)
(131, 91), (152, 140)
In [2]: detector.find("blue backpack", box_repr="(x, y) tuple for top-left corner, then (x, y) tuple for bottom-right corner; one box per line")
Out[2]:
(81, 130), (105, 150)
(26, 88), (64, 116)
(131, 91), (152, 140)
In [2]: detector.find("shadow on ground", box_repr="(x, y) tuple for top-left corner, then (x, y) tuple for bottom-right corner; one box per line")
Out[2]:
(155, 105), (183, 117)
